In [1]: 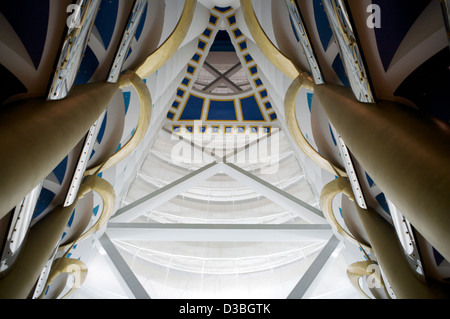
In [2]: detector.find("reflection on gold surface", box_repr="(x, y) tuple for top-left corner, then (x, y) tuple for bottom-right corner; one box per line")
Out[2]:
(84, 70), (152, 176)
(39, 258), (88, 299)
(347, 260), (385, 299)
(285, 75), (347, 177)
(320, 177), (371, 252)
(59, 175), (116, 253)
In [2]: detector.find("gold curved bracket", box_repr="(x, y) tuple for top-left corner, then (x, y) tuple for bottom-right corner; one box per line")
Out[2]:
(43, 175), (114, 298)
(320, 177), (371, 252)
(347, 260), (386, 299)
(59, 175), (116, 253)
(240, 0), (301, 80)
(39, 258), (88, 299)
(134, 0), (197, 79)
(84, 70), (152, 176)
(284, 75), (347, 177)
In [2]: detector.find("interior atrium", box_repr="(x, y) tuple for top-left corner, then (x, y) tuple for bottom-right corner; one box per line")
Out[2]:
(0, 0), (449, 300)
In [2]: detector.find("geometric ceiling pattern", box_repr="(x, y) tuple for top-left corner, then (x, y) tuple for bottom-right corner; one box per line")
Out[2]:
(166, 6), (278, 132)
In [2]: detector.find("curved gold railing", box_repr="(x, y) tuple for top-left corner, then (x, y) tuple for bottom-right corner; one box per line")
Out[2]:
(58, 175), (116, 253)
(320, 177), (371, 252)
(38, 258), (88, 299)
(38, 175), (115, 298)
(241, 0), (347, 178)
(84, 70), (152, 176)
(240, 0), (301, 80)
(346, 260), (387, 299)
(284, 75), (347, 177)
(134, 0), (197, 79)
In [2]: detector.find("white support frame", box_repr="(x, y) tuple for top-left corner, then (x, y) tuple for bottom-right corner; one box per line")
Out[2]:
(96, 234), (151, 299)
(110, 162), (221, 222)
(103, 115), (343, 300)
(106, 223), (333, 242)
(287, 235), (343, 299)
(221, 162), (327, 224)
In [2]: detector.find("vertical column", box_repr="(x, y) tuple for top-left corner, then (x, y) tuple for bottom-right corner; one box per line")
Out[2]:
(0, 80), (120, 219)
(315, 83), (450, 262)
(354, 203), (448, 298)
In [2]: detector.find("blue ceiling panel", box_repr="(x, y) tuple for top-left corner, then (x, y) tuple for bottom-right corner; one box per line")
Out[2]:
(372, 0), (431, 71)
(240, 95), (265, 122)
(94, 0), (119, 49)
(0, 0), (49, 69)
(179, 94), (205, 120)
(210, 30), (235, 52)
(207, 100), (237, 121)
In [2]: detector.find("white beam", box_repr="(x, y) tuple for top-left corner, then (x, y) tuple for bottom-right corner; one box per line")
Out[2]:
(221, 162), (327, 224)
(288, 235), (343, 299)
(110, 162), (220, 222)
(106, 223), (333, 242)
(96, 234), (151, 299)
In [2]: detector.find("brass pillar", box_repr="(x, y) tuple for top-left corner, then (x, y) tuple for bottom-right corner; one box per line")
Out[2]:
(0, 81), (120, 219)
(0, 185), (85, 298)
(355, 204), (448, 298)
(315, 83), (450, 262)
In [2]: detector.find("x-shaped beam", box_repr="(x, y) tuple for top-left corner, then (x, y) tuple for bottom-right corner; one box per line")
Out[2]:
(201, 61), (243, 93)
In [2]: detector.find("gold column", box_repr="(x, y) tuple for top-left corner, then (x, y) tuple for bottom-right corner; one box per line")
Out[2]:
(0, 178), (92, 299)
(354, 203), (448, 299)
(0, 81), (120, 219)
(284, 75), (347, 177)
(315, 83), (450, 262)
(84, 71), (152, 176)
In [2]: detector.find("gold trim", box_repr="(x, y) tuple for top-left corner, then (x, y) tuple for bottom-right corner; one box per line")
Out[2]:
(191, 52), (202, 63)
(239, 94), (267, 122)
(237, 126), (246, 134)
(84, 70), (152, 176)
(240, 0), (300, 80)
(181, 77), (191, 87)
(346, 260), (386, 299)
(134, 0), (197, 78)
(167, 110), (176, 120)
(186, 63), (196, 75)
(226, 14), (237, 26)
(231, 27), (244, 39)
(268, 112), (277, 122)
(197, 39), (208, 51)
(205, 98), (239, 122)
(213, 6), (233, 15)
(177, 92), (205, 122)
(237, 39), (248, 51)
(59, 175), (116, 252)
(39, 258), (88, 299)
(284, 75), (347, 177)
(320, 177), (372, 252)
(202, 27), (214, 39)
(209, 13), (220, 26)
